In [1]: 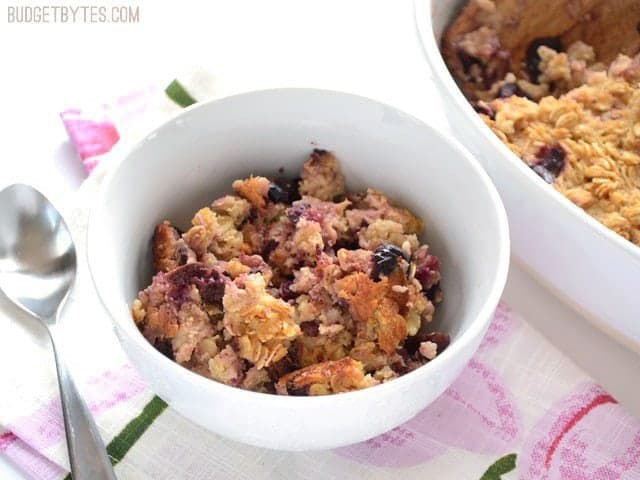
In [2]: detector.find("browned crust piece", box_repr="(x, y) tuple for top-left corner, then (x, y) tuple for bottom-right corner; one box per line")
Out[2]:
(335, 272), (407, 355)
(275, 357), (375, 395)
(152, 222), (195, 273)
(232, 176), (270, 210)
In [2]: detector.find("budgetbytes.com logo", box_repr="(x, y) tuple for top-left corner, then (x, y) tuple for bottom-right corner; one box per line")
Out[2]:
(7, 4), (140, 23)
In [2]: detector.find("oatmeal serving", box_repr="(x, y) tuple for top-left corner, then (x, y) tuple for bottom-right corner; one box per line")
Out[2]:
(442, 0), (640, 246)
(131, 149), (448, 395)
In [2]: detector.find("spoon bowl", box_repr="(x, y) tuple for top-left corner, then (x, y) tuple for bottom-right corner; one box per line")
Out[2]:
(0, 184), (76, 320)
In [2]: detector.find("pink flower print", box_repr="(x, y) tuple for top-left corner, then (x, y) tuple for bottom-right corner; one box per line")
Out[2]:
(418, 359), (520, 454)
(336, 359), (521, 467)
(519, 383), (640, 480)
(60, 107), (120, 172)
(334, 425), (446, 468)
(479, 302), (518, 352)
(7, 364), (145, 451)
(0, 432), (17, 451)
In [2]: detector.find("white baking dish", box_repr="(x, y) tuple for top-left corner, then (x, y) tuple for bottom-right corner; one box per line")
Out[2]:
(415, 0), (640, 352)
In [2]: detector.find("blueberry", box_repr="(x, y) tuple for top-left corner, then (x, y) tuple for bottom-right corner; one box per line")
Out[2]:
(498, 82), (524, 99)
(526, 37), (563, 83)
(473, 102), (495, 119)
(279, 280), (299, 301)
(271, 177), (301, 204)
(531, 145), (565, 183)
(268, 182), (289, 203)
(372, 243), (407, 280)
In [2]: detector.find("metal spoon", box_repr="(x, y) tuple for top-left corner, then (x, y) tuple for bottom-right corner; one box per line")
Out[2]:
(0, 184), (116, 480)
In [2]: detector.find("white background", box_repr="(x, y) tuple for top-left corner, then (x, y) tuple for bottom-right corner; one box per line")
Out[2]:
(1, 1), (639, 477)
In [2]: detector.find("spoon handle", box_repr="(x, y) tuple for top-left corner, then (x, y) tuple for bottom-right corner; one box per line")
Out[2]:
(49, 329), (117, 480)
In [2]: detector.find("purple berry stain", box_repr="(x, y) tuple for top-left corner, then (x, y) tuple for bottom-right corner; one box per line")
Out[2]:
(166, 263), (226, 304)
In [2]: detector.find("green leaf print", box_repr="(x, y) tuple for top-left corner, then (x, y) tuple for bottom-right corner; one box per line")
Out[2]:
(479, 453), (517, 480)
(164, 79), (197, 108)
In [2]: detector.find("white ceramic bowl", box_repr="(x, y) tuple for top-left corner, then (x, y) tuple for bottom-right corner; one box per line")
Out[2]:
(416, 0), (640, 352)
(87, 88), (509, 450)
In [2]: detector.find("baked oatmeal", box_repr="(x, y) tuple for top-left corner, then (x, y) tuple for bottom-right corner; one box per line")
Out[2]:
(131, 149), (448, 395)
(442, 0), (640, 245)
